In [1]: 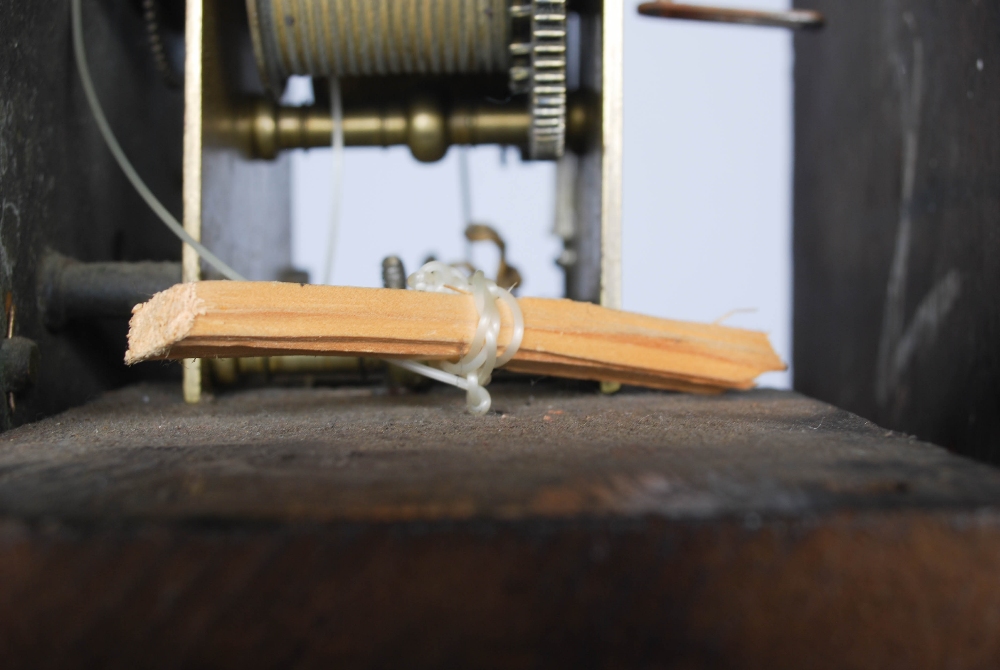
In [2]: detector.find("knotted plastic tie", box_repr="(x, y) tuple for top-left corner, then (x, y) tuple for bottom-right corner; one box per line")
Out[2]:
(391, 261), (524, 415)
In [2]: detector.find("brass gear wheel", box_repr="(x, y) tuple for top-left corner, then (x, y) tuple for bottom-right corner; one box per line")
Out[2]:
(509, 0), (568, 160)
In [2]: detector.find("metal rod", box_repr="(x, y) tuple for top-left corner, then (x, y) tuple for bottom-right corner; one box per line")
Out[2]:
(37, 252), (181, 330)
(249, 95), (594, 162)
(637, 2), (824, 30)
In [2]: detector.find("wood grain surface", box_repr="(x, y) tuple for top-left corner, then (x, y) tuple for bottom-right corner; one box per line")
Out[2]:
(125, 281), (785, 392)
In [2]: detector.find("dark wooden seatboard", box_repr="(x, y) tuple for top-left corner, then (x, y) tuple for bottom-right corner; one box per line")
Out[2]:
(0, 382), (999, 667)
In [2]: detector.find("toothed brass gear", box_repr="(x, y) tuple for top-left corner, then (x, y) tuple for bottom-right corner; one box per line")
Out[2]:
(508, 0), (567, 160)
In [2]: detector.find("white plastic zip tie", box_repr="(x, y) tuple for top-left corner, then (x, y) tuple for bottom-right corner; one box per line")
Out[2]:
(71, 0), (245, 282)
(322, 77), (345, 285)
(392, 261), (525, 415)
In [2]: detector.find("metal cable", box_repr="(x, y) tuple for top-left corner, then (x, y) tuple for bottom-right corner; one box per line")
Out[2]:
(322, 77), (344, 285)
(71, 0), (244, 281)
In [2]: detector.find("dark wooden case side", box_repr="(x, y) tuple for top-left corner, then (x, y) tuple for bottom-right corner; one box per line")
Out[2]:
(792, 0), (1000, 462)
(0, 0), (184, 430)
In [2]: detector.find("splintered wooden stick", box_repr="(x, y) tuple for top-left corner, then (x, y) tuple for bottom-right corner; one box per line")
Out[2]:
(125, 282), (785, 393)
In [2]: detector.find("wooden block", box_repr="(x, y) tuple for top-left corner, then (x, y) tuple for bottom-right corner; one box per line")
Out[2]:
(126, 282), (785, 392)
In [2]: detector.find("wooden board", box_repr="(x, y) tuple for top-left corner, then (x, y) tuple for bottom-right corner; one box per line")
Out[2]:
(125, 281), (786, 393)
(1, 382), (1000, 667)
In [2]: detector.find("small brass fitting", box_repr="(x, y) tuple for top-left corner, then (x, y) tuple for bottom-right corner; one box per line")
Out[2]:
(407, 97), (448, 163)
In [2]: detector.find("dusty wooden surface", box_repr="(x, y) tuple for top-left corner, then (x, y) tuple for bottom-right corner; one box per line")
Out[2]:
(3, 381), (999, 521)
(1, 381), (1000, 667)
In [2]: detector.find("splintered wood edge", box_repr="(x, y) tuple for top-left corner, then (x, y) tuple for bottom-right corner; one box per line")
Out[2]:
(125, 283), (206, 365)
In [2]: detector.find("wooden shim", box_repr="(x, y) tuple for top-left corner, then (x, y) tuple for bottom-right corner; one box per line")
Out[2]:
(126, 282), (785, 391)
